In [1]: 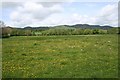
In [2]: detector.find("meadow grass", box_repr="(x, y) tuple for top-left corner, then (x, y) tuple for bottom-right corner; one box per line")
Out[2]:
(2, 35), (118, 78)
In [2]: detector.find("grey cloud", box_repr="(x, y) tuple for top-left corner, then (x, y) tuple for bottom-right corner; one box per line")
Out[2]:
(39, 2), (62, 7)
(1, 2), (23, 8)
(1, 2), (63, 8)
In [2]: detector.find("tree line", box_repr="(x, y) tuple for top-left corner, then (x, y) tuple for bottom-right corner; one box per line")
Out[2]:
(1, 27), (119, 38)
(0, 21), (119, 38)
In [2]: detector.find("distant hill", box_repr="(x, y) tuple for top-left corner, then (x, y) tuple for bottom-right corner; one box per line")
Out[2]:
(15, 24), (113, 30)
(66, 24), (113, 30)
(23, 26), (50, 31)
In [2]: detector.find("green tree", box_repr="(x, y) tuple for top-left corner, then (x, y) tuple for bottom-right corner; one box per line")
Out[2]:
(25, 30), (32, 36)
(1, 21), (12, 38)
(83, 29), (92, 35)
(72, 29), (84, 35)
(99, 29), (107, 34)
(107, 28), (118, 34)
(92, 29), (99, 34)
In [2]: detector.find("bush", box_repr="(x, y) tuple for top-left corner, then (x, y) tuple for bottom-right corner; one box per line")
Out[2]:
(2, 27), (12, 38)
(92, 29), (99, 34)
(83, 29), (92, 35)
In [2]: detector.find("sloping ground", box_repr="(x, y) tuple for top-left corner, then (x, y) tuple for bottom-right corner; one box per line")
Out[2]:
(2, 35), (118, 78)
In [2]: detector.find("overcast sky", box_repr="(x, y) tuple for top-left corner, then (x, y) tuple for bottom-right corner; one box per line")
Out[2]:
(0, 0), (119, 27)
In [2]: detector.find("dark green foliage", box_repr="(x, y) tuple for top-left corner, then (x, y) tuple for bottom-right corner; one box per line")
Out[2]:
(92, 29), (99, 34)
(11, 29), (32, 36)
(118, 27), (120, 34)
(39, 28), (109, 36)
(25, 30), (32, 36)
(11, 29), (25, 36)
(83, 29), (92, 35)
(0, 21), (11, 38)
(2, 27), (118, 37)
(99, 29), (107, 34)
(107, 28), (119, 34)
(72, 29), (84, 35)
(2, 27), (12, 38)
(0, 21), (117, 37)
(1, 24), (118, 37)
(41, 27), (75, 36)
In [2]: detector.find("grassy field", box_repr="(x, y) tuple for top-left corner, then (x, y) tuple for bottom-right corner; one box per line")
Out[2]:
(2, 35), (118, 78)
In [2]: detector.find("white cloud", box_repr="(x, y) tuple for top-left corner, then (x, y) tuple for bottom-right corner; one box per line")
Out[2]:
(36, 13), (96, 26)
(1, 0), (74, 8)
(39, 3), (118, 27)
(9, 2), (63, 27)
(84, 3), (97, 7)
(94, 4), (118, 26)
(1, 0), (119, 2)
(4, 2), (118, 27)
(1, 0), (75, 2)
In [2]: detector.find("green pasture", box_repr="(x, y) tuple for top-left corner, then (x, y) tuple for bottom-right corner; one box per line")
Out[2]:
(2, 35), (118, 78)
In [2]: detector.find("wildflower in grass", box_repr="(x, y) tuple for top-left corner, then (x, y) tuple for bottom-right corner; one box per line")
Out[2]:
(52, 50), (56, 52)
(81, 49), (83, 51)
(109, 48), (112, 50)
(22, 47), (25, 50)
(96, 41), (99, 44)
(94, 45), (97, 47)
(83, 45), (86, 47)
